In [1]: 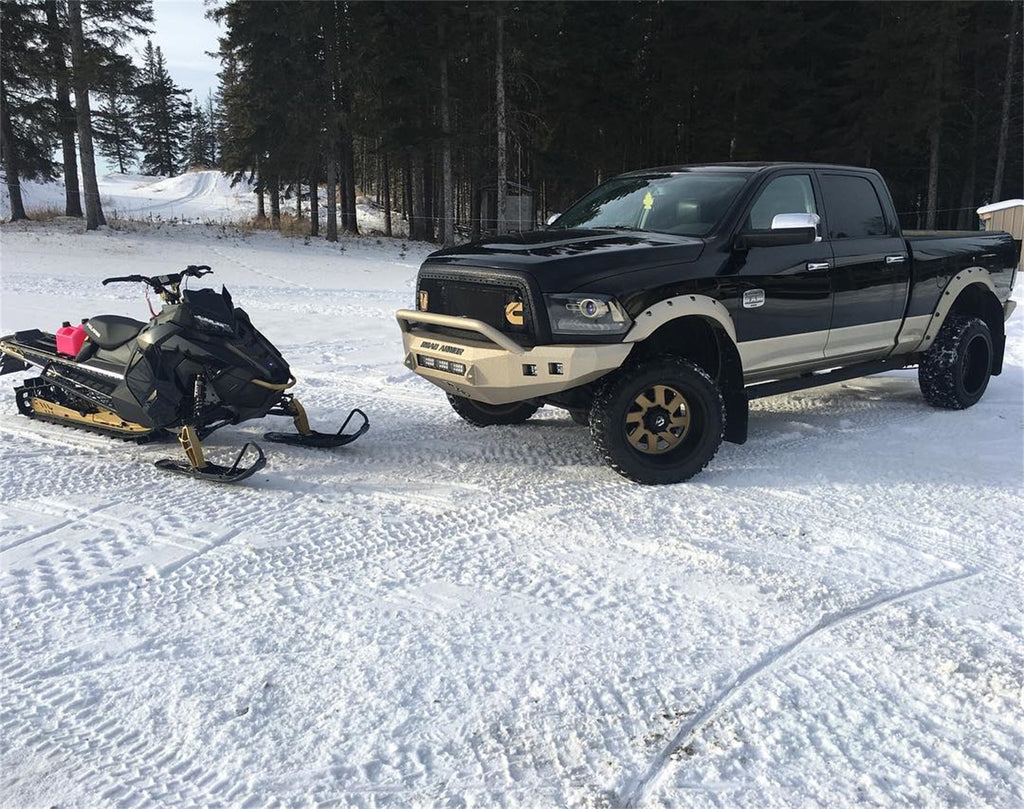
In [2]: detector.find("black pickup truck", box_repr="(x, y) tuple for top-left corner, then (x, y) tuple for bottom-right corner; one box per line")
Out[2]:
(397, 163), (1019, 483)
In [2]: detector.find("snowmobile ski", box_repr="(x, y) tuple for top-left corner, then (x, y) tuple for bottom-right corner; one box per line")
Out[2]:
(154, 426), (267, 484)
(264, 402), (369, 449)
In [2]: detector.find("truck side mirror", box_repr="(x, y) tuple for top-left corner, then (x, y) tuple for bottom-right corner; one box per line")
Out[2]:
(545, 213), (561, 227)
(735, 212), (820, 249)
(770, 212), (821, 235)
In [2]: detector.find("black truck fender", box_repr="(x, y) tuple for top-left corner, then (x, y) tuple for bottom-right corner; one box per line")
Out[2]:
(910, 269), (1007, 375)
(622, 294), (748, 444)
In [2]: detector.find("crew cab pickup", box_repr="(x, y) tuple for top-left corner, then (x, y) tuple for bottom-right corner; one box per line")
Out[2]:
(396, 163), (1019, 483)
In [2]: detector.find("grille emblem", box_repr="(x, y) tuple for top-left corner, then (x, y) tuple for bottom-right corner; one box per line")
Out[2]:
(418, 290), (429, 311)
(505, 301), (524, 326)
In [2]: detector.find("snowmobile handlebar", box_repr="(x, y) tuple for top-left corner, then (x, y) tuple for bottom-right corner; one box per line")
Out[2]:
(102, 265), (212, 289)
(101, 273), (151, 286)
(101, 265), (214, 303)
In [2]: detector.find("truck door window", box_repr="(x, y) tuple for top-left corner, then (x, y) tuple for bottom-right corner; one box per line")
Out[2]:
(746, 174), (817, 230)
(820, 174), (888, 239)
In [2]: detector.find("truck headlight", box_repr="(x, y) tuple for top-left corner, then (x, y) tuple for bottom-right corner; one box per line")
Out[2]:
(545, 293), (631, 335)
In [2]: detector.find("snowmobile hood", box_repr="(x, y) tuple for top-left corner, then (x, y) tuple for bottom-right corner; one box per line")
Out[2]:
(424, 228), (706, 292)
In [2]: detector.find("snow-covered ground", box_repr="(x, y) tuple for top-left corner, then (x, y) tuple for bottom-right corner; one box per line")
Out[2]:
(1, 175), (1022, 808)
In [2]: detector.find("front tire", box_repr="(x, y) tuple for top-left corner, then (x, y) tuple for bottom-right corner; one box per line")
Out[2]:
(919, 315), (992, 409)
(447, 394), (541, 426)
(568, 409), (590, 426)
(589, 357), (724, 484)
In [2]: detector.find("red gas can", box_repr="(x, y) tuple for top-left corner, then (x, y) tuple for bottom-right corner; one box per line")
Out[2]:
(56, 319), (88, 357)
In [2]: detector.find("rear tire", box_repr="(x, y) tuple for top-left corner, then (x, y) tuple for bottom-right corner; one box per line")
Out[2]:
(589, 357), (724, 484)
(447, 394), (541, 426)
(919, 315), (992, 409)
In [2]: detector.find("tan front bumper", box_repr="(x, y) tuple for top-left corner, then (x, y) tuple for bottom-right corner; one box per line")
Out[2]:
(396, 309), (631, 405)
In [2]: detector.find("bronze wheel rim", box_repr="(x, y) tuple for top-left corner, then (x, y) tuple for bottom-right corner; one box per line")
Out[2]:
(625, 384), (691, 454)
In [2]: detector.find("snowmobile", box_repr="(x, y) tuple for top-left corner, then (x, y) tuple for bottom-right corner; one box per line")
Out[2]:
(0, 265), (368, 483)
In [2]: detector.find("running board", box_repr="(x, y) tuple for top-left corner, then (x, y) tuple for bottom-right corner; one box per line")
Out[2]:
(746, 356), (915, 400)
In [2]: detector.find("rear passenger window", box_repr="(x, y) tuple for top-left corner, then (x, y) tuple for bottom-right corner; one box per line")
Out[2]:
(820, 174), (888, 239)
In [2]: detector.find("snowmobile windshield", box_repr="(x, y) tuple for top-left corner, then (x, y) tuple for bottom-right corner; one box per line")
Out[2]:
(183, 287), (237, 335)
(551, 173), (748, 237)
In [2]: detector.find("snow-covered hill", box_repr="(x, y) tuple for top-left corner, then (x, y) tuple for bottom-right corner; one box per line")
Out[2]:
(0, 186), (1022, 807)
(1, 171), (399, 233)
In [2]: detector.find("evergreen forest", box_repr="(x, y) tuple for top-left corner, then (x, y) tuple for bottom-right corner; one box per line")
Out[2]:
(2, 0), (1021, 243)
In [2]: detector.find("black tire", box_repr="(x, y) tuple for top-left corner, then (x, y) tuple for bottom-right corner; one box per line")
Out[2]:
(447, 394), (541, 426)
(568, 409), (590, 427)
(918, 315), (992, 409)
(589, 357), (724, 484)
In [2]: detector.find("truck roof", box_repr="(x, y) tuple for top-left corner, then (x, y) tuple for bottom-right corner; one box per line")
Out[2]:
(617, 162), (879, 177)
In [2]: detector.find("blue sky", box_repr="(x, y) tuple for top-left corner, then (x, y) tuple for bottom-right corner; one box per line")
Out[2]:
(133, 0), (223, 104)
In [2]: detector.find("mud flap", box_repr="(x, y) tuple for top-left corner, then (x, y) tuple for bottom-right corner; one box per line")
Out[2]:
(0, 350), (30, 376)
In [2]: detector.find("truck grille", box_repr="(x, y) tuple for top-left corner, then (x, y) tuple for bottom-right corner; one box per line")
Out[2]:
(417, 271), (537, 345)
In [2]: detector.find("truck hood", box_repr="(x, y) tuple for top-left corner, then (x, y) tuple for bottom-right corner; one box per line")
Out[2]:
(423, 229), (706, 292)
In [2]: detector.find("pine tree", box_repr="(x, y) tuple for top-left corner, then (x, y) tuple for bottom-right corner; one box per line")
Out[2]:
(136, 40), (191, 176)
(68, 0), (104, 228)
(1, 0), (59, 221)
(44, 0), (82, 216)
(177, 0), (1024, 239)
(95, 88), (138, 174)
(186, 98), (212, 168)
(203, 92), (220, 167)
(214, 2), (294, 226)
(32, 0), (153, 215)
(993, 0), (1021, 200)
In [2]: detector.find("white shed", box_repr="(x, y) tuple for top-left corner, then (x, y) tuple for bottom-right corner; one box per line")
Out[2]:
(977, 199), (1023, 269)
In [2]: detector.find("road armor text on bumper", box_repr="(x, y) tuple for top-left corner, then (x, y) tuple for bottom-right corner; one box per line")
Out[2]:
(396, 309), (630, 405)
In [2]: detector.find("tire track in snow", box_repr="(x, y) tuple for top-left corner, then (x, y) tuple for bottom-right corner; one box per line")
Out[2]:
(1, 674), (235, 809)
(0, 479), (615, 809)
(0, 417), (120, 455)
(108, 170), (219, 217)
(736, 379), (925, 469)
(0, 500), (118, 553)
(620, 569), (980, 808)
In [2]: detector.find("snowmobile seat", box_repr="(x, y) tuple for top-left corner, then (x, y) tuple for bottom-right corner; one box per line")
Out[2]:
(83, 316), (147, 350)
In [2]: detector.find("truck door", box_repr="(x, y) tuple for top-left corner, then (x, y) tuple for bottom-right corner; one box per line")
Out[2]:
(817, 171), (911, 359)
(733, 172), (834, 373)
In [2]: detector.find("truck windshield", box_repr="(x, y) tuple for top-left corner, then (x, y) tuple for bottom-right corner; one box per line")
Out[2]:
(551, 173), (748, 237)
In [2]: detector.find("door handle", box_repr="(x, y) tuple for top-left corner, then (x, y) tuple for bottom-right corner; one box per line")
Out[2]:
(806, 262), (830, 272)
(885, 255), (906, 264)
